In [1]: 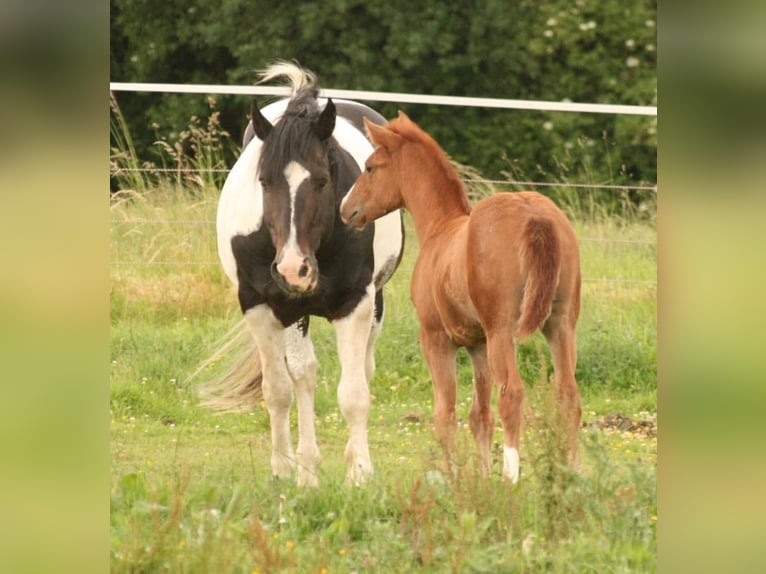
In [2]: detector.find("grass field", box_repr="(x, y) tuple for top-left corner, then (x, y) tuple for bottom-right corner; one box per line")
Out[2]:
(110, 182), (656, 573)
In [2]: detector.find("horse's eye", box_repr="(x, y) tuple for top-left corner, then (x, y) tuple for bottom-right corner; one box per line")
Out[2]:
(365, 165), (372, 173)
(315, 177), (328, 190)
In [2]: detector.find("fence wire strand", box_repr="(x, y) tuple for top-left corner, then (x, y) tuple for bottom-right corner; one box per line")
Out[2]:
(108, 258), (654, 287)
(111, 166), (656, 193)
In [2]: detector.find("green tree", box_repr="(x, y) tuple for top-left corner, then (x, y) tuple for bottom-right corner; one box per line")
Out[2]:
(110, 0), (656, 187)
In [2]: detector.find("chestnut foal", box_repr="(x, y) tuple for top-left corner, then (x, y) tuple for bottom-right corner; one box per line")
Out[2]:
(340, 112), (581, 483)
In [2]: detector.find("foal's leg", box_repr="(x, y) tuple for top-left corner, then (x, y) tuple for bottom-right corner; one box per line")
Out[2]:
(244, 305), (295, 479)
(333, 285), (375, 484)
(486, 329), (524, 484)
(420, 328), (459, 471)
(543, 313), (582, 467)
(285, 319), (320, 487)
(467, 345), (494, 477)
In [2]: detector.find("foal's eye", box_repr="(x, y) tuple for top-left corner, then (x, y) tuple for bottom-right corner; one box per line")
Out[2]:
(365, 165), (373, 173)
(315, 177), (328, 190)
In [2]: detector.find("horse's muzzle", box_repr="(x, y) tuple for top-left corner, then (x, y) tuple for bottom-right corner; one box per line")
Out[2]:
(271, 253), (318, 295)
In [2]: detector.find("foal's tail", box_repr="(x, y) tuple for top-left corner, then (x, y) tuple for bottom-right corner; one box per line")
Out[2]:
(191, 320), (264, 412)
(516, 218), (561, 339)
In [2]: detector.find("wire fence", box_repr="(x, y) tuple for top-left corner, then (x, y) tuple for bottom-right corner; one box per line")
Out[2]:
(110, 218), (656, 287)
(109, 175), (656, 287)
(110, 166), (657, 194)
(109, 218), (655, 245)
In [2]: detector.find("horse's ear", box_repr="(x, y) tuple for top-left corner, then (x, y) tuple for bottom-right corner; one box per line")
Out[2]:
(364, 117), (403, 152)
(251, 98), (273, 141)
(313, 98), (336, 141)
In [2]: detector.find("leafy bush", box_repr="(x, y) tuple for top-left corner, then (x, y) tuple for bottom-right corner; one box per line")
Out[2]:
(111, 0), (656, 190)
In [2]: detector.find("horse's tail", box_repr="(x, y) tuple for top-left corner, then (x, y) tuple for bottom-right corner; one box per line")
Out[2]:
(192, 320), (264, 412)
(256, 60), (317, 94)
(516, 218), (561, 340)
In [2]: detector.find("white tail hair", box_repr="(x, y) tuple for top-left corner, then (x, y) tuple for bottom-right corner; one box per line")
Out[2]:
(192, 320), (264, 413)
(256, 60), (317, 94)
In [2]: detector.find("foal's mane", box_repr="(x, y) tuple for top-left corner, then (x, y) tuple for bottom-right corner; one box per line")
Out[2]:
(386, 116), (471, 215)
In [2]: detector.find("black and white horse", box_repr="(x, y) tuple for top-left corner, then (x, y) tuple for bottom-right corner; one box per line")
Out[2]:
(210, 62), (404, 486)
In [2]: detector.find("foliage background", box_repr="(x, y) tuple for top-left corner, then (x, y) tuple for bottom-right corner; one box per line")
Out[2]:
(110, 0), (656, 186)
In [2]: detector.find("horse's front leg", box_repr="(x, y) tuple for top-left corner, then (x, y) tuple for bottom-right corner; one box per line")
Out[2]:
(244, 305), (295, 479)
(285, 318), (320, 487)
(419, 327), (459, 473)
(333, 284), (375, 485)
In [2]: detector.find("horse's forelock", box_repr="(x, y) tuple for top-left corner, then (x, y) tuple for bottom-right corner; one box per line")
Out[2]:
(258, 115), (328, 176)
(284, 87), (321, 119)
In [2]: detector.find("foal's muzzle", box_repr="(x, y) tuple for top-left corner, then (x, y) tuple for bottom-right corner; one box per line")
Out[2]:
(339, 201), (367, 230)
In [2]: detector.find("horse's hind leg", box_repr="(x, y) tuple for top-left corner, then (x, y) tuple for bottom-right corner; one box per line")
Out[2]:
(467, 345), (494, 477)
(244, 304), (295, 479)
(285, 318), (320, 487)
(334, 285), (376, 484)
(486, 329), (524, 484)
(543, 311), (581, 467)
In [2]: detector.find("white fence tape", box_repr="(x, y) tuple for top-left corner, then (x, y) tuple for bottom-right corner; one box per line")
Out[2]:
(109, 82), (656, 117)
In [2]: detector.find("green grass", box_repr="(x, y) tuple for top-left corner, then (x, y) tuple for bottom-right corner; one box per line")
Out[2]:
(110, 181), (656, 573)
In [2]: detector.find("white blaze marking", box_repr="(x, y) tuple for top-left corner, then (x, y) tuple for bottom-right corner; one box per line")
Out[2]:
(503, 446), (520, 484)
(282, 161), (311, 258)
(339, 182), (355, 215)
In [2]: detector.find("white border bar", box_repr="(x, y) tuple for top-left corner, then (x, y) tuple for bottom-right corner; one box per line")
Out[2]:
(109, 82), (656, 116)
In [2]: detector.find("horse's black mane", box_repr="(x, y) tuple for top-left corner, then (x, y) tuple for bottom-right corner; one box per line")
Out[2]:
(258, 87), (335, 174)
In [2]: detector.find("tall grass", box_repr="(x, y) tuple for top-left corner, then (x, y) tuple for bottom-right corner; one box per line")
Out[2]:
(110, 92), (151, 195)
(500, 131), (657, 224)
(110, 92), (235, 194)
(110, 111), (656, 572)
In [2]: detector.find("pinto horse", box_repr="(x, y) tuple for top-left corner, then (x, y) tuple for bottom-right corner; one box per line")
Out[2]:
(207, 63), (404, 486)
(340, 112), (581, 483)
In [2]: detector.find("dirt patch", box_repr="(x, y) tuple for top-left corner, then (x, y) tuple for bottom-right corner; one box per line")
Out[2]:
(585, 413), (656, 438)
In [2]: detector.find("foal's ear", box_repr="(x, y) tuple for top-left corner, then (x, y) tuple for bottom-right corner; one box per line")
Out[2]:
(397, 110), (412, 122)
(251, 98), (273, 140)
(313, 98), (336, 141)
(364, 117), (403, 152)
